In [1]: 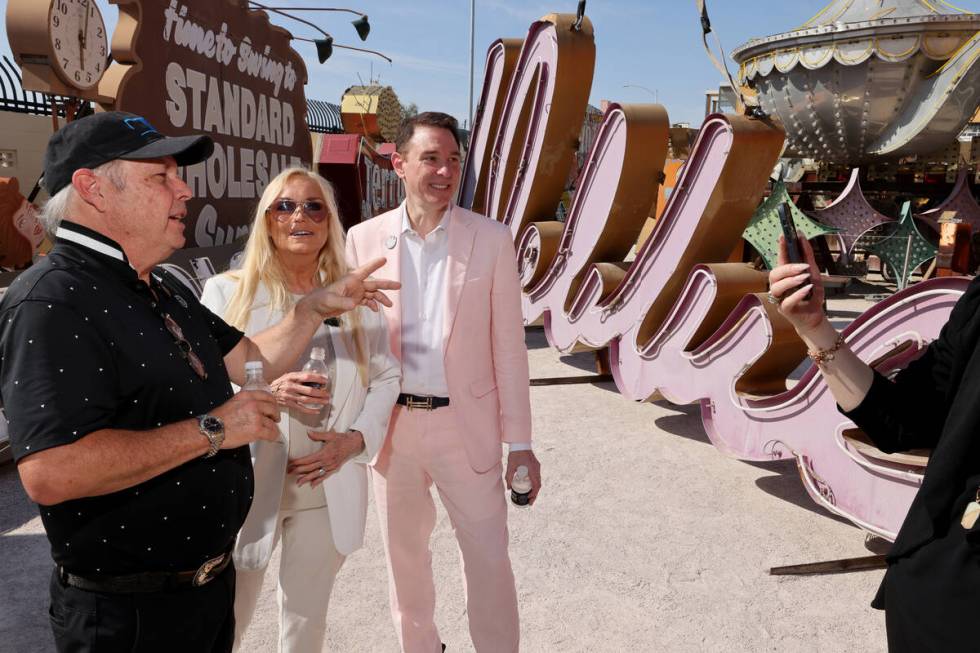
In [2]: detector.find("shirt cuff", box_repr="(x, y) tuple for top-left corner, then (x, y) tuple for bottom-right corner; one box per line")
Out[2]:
(508, 442), (533, 452)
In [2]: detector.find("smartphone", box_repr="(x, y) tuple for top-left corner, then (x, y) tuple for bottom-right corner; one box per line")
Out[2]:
(778, 202), (803, 264)
(777, 202), (812, 299)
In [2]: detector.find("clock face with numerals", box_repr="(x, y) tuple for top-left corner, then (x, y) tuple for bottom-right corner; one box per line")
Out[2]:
(48, 0), (108, 90)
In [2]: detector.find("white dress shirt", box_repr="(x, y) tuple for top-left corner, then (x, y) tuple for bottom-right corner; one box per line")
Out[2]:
(399, 205), (451, 397)
(397, 204), (531, 452)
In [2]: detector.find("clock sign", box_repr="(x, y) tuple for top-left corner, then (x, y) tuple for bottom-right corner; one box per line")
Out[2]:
(49, 0), (109, 90)
(6, 0), (110, 95)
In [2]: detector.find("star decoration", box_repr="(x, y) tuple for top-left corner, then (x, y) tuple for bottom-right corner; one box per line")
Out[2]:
(917, 167), (980, 234)
(808, 168), (895, 263)
(866, 201), (938, 290)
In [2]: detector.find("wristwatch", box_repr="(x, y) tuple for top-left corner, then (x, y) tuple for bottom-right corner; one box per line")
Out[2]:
(197, 414), (225, 458)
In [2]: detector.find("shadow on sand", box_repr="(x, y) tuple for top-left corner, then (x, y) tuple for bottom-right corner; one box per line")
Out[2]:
(524, 326), (551, 350)
(652, 401), (710, 445)
(650, 401), (877, 535)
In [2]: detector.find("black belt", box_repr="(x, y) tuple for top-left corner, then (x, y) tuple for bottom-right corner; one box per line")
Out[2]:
(397, 393), (450, 410)
(58, 550), (232, 594)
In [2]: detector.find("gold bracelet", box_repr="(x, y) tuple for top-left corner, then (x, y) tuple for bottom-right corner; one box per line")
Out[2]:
(807, 333), (845, 367)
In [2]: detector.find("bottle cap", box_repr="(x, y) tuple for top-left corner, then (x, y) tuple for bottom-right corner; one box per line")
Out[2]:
(310, 346), (326, 360)
(511, 465), (532, 495)
(245, 360), (263, 371)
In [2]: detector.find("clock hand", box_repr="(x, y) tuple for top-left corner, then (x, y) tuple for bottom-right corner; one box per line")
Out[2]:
(80, 0), (91, 73)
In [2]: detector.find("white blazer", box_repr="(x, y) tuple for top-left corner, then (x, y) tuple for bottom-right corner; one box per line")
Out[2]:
(200, 275), (401, 566)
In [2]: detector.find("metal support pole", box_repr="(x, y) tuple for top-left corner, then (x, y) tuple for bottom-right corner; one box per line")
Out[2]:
(901, 234), (913, 289)
(529, 374), (613, 387)
(468, 0), (475, 130)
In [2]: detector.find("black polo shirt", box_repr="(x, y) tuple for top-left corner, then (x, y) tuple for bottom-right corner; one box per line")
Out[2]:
(0, 221), (252, 575)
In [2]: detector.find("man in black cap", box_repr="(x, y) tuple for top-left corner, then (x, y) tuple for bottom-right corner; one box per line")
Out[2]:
(0, 111), (397, 652)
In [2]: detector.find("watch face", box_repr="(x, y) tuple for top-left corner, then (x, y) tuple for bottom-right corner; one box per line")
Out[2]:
(49, 0), (109, 90)
(201, 415), (223, 435)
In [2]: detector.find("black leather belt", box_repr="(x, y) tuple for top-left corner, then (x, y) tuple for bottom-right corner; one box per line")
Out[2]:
(397, 393), (450, 410)
(58, 550), (231, 594)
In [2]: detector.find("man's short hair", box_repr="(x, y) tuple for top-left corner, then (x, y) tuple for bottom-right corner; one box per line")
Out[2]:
(39, 160), (127, 235)
(394, 112), (461, 154)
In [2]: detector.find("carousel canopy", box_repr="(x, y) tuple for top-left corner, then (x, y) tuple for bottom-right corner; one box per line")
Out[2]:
(731, 0), (980, 163)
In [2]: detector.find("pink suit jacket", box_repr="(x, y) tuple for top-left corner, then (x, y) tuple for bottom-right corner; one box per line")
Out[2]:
(346, 203), (532, 472)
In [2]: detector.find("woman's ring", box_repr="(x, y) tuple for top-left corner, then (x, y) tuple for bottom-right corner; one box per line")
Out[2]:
(767, 292), (781, 305)
(318, 467), (326, 476)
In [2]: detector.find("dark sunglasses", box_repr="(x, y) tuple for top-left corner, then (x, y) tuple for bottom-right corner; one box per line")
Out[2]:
(162, 313), (208, 380)
(267, 199), (329, 223)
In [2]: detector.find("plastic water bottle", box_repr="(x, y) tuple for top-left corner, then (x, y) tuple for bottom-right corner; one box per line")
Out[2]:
(511, 465), (532, 506)
(299, 346), (331, 412)
(242, 360), (271, 393)
(242, 361), (283, 443)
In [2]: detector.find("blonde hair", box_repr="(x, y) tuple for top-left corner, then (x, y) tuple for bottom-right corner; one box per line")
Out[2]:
(221, 167), (368, 385)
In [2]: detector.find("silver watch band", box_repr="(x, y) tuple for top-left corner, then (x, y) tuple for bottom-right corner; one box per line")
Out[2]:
(202, 432), (220, 458)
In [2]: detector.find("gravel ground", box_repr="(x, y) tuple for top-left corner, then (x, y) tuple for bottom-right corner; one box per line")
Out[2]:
(0, 295), (891, 652)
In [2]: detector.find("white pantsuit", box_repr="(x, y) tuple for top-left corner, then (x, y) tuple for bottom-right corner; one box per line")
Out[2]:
(232, 506), (345, 652)
(201, 276), (401, 653)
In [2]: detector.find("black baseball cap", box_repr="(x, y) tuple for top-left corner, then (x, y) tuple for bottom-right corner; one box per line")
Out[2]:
(42, 111), (214, 195)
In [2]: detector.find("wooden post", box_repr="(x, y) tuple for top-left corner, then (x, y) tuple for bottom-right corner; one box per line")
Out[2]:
(936, 218), (972, 277)
(770, 554), (887, 576)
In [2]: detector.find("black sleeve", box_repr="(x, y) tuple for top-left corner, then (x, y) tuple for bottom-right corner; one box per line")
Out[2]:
(840, 277), (980, 452)
(841, 371), (936, 453)
(199, 302), (243, 356)
(0, 301), (119, 461)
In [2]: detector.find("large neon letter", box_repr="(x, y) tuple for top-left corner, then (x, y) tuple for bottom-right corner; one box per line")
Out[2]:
(458, 38), (522, 214)
(519, 103), (669, 326)
(466, 12), (968, 540)
(483, 14), (596, 238)
(544, 114), (784, 354)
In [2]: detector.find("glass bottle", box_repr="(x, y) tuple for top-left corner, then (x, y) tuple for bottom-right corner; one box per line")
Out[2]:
(511, 465), (532, 506)
(299, 346), (331, 413)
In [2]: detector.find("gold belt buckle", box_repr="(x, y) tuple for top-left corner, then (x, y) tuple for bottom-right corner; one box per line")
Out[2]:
(406, 395), (433, 411)
(192, 552), (226, 587)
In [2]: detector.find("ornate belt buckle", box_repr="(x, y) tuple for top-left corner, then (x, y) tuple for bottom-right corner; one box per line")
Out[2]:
(192, 553), (225, 587)
(406, 395), (433, 411)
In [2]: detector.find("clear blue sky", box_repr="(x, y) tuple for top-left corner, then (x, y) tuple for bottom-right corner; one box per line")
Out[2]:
(4, 0), (980, 128)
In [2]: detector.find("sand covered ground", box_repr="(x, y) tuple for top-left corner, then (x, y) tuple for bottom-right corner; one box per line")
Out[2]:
(0, 295), (891, 652)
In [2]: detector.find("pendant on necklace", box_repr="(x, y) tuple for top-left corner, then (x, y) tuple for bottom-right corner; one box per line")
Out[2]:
(962, 500), (980, 529)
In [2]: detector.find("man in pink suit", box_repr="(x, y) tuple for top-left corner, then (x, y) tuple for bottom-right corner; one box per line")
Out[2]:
(346, 112), (541, 652)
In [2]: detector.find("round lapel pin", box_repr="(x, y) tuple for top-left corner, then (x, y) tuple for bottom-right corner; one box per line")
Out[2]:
(385, 235), (397, 250)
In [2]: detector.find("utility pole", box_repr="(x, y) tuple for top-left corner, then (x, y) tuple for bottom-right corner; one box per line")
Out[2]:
(468, 0), (475, 128)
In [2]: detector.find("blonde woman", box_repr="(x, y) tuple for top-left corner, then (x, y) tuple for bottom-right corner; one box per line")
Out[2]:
(200, 168), (400, 652)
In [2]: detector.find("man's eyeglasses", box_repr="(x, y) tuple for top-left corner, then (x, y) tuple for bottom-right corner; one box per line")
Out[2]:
(267, 199), (329, 223)
(162, 313), (208, 380)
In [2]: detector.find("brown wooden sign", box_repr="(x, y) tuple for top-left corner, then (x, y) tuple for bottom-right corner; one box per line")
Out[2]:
(106, 0), (313, 247)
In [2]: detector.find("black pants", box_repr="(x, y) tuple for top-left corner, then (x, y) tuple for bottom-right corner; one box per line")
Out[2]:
(880, 505), (980, 651)
(48, 564), (236, 653)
